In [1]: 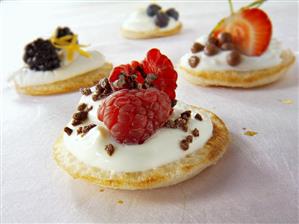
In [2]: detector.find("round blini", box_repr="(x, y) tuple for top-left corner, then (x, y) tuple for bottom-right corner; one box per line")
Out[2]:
(14, 62), (113, 96)
(121, 22), (182, 39)
(179, 49), (295, 88)
(53, 106), (229, 190)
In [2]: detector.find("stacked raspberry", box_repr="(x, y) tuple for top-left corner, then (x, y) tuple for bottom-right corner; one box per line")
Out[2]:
(98, 49), (178, 144)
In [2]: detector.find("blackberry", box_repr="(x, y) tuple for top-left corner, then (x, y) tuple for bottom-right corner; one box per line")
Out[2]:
(55, 27), (74, 38)
(146, 4), (161, 17)
(23, 38), (60, 71)
(154, 11), (169, 28)
(166, 8), (179, 20)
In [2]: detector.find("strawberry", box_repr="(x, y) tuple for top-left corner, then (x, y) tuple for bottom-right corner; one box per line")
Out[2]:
(212, 8), (272, 56)
(98, 88), (172, 144)
(142, 48), (178, 100)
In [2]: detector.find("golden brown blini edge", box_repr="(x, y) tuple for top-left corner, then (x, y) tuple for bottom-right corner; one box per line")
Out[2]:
(121, 22), (182, 39)
(53, 105), (229, 190)
(14, 62), (113, 96)
(179, 49), (295, 88)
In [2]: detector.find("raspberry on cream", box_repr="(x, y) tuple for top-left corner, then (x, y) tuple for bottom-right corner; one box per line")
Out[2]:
(54, 48), (229, 190)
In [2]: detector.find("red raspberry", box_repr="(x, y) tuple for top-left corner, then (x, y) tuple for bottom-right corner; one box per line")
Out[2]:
(98, 88), (172, 144)
(108, 49), (178, 101)
(142, 48), (177, 100)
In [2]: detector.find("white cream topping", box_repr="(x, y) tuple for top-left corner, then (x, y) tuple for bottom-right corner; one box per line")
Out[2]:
(122, 8), (179, 32)
(13, 51), (105, 87)
(63, 95), (213, 172)
(180, 36), (284, 71)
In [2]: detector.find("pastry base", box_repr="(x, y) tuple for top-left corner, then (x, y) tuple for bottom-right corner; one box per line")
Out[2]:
(179, 50), (295, 88)
(121, 22), (182, 39)
(53, 106), (229, 190)
(14, 62), (113, 96)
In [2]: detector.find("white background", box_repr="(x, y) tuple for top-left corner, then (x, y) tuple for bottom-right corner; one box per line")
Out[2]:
(1, 1), (298, 223)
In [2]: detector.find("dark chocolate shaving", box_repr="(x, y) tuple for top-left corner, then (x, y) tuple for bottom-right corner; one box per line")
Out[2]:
(64, 127), (73, 136)
(105, 144), (115, 156)
(192, 128), (199, 137)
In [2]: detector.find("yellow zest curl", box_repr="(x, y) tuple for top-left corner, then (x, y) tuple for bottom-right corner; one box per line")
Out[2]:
(50, 34), (91, 62)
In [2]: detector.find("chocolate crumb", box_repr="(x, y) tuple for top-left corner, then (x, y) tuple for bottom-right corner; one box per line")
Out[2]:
(77, 126), (83, 135)
(191, 42), (204, 53)
(181, 110), (191, 120)
(218, 32), (232, 45)
(188, 55), (200, 68)
(204, 43), (219, 56)
(175, 117), (187, 126)
(171, 99), (177, 108)
(227, 50), (242, 66)
(175, 117), (188, 132)
(186, 135), (193, 143)
(81, 124), (96, 136)
(195, 113), (203, 121)
(80, 88), (92, 96)
(208, 36), (219, 46)
(182, 124), (188, 132)
(92, 93), (100, 101)
(95, 83), (104, 93)
(72, 119), (81, 126)
(64, 127), (73, 136)
(180, 139), (189, 151)
(73, 111), (88, 121)
(105, 144), (115, 156)
(192, 128), (199, 137)
(164, 120), (177, 129)
(77, 103), (87, 111)
(87, 106), (93, 112)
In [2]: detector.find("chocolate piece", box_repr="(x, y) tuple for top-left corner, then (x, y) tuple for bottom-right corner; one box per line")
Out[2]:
(182, 124), (188, 132)
(188, 56), (200, 68)
(227, 50), (242, 66)
(175, 117), (187, 126)
(195, 113), (203, 121)
(95, 83), (104, 93)
(175, 117), (188, 132)
(71, 119), (81, 126)
(191, 42), (204, 53)
(171, 99), (177, 108)
(144, 73), (157, 88)
(218, 32), (232, 44)
(204, 43), (219, 56)
(105, 144), (115, 156)
(221, 42), (235, 51)
(92, 93), (100, 101)
(181, 110), (191, 120)
(64, 127), (73, 136)
(81, 124), (96, 136)
(80, 88), (92, 96)
(164, 120), (177, 129)
(180, 139), (189, 151)
(192, 128), (199, 137)
(186, 135), (193, 143)
(208, 36), (219, 46)
(77, 103), (87, 111)
(77, 126), (83, 135)
(73, 111), (88, 121)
